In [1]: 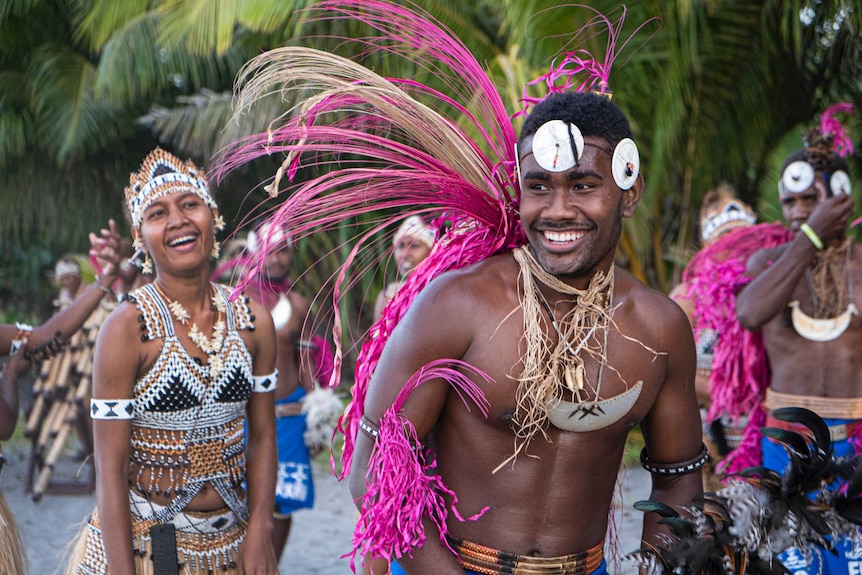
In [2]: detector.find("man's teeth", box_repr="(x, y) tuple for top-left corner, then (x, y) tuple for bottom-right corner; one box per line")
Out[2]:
(544, 230), (585, 243)
(169, 235), (196, 246)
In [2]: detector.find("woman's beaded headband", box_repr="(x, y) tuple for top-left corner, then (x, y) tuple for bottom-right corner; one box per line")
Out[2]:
(124, 148), (217, 229)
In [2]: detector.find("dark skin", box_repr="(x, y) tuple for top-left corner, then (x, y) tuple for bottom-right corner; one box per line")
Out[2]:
(250, 245), (317, 561)
(0, 219), (121, 440)
(91, 193), (279, 575)
(349, 135), (703, 573)
(736, 175), (862, 398)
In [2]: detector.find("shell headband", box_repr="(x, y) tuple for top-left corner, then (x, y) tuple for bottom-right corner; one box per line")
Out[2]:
(393, 216), (435, 248)
(54, 260), (80, 278)
(700, 196), (756, 243)
(124, 148), (217, 229)
(247, 221), (293, 255)
(779, 103), (855, 199)
(516, 119), (640, 190)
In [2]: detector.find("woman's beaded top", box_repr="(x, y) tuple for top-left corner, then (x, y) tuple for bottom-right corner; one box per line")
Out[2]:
(126, 282), (256, 522)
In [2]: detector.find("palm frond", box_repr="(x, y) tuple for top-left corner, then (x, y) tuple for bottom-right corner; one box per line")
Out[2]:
(28, 45), (128, 164)
(69, 0), (150, 53)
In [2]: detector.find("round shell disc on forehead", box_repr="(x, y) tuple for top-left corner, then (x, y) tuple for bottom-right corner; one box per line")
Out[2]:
(531, 120), (584, 172)
(780, 161), (815, 196)
(830, 170), (851, 196)
(612, 138), (639, 190)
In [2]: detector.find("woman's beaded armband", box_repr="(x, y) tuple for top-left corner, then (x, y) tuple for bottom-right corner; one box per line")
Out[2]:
(90, 398), (135, 420)
(251, 370), (278, 392)
(639, 443), (710, 476)
(23, 331), (69, 363)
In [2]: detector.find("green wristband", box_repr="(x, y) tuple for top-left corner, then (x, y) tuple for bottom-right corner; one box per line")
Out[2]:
(800, 223), (824, 250)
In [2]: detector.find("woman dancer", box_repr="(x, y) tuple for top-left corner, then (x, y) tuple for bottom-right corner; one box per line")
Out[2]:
(67, 148), (279, 575)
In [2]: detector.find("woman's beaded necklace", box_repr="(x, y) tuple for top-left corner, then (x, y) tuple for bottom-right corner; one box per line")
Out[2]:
(154, 281), (227, 378)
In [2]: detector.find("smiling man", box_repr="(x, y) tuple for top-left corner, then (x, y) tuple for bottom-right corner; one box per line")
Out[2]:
(350, 91), (704, 575)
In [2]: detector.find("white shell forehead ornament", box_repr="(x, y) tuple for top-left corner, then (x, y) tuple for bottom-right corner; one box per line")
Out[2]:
(517, 120), (640, 191)
(779, 161), (815, 197)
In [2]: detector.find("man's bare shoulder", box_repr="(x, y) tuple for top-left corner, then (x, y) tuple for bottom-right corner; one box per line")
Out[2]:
(615, 268), (691, 337)
(416, 252), (518, 309)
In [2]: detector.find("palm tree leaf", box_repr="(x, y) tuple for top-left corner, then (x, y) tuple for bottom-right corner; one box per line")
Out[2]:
(0, 70), (32, 167)
(69, 0), (150, 52)
(28, 45), (128, 163)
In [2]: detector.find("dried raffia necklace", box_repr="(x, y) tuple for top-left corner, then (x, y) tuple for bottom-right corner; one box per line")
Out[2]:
(534, 282), (611, 401)
(506, 246), (615, 464)
(805, 239), (852, 318)
(153, 280), (227, 378)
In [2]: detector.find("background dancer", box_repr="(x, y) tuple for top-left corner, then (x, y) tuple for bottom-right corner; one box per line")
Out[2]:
(736, 106), (860, 575)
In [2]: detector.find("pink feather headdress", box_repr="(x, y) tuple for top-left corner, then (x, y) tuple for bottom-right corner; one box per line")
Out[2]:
(516, 5), (659, 116)
(214, 0), (649, 567)
(819, 102), (855, 158)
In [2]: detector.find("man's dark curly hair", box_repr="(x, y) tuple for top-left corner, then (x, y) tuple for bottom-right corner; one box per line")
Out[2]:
(780, 148), (849, 176)
(518, 91), (634, 148)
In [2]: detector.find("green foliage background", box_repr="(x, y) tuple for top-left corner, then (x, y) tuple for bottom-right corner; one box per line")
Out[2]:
(1, 1), (860, 369)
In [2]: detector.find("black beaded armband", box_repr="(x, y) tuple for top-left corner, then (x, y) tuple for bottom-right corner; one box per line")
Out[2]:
(23, 332), (69, 364)
(640, 443), (710, 476)
(359, 415), (379, 440)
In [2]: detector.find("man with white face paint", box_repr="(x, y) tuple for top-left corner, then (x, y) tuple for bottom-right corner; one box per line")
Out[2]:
(351, 91), (704, 575)
(736, 115), (860, 575)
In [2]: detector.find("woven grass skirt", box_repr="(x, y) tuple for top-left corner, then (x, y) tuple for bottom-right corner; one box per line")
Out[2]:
(67, 492), (246, 574)
(0, 491), (26, 575)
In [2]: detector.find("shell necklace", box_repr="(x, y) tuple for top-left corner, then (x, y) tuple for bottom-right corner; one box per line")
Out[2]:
(154, 281), (227, 378)
(790, 240), (856, 342)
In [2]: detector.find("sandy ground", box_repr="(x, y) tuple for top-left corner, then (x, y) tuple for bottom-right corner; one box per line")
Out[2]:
(3, 439), (652, 575)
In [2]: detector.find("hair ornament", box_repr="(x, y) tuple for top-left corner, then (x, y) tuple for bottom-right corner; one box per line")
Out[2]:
(54, 259), (81, 278)
(780, 161), (816, 196)
(830, 170), (851, 197)
(799, 103), (856, 174)
(612, 138), (639, 190)
(393, 216), (435, 249)
(515, 5), (660, 117)
(819, 102), (855, 158)
(124, 148), (216, 229)
(699, 185), (757, 244)
(246, 220), (293, 256)
(529, 120), (584, 172)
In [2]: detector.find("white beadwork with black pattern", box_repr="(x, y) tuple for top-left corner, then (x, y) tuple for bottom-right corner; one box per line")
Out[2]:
(123, 282), (257, 522)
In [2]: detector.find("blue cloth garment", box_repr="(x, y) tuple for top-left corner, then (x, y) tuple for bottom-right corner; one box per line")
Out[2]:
(762, 418), (862, 575)
(273, 387), (314, 515)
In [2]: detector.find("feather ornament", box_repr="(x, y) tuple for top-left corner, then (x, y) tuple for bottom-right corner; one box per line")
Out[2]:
(213, 0), (524, 478)
(351, 359), (491, 571)
(680, 222), (792, 475)
(516, 5), (659, 115)
(819, 103), (855, 158)
(630, 409), (862, 574)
